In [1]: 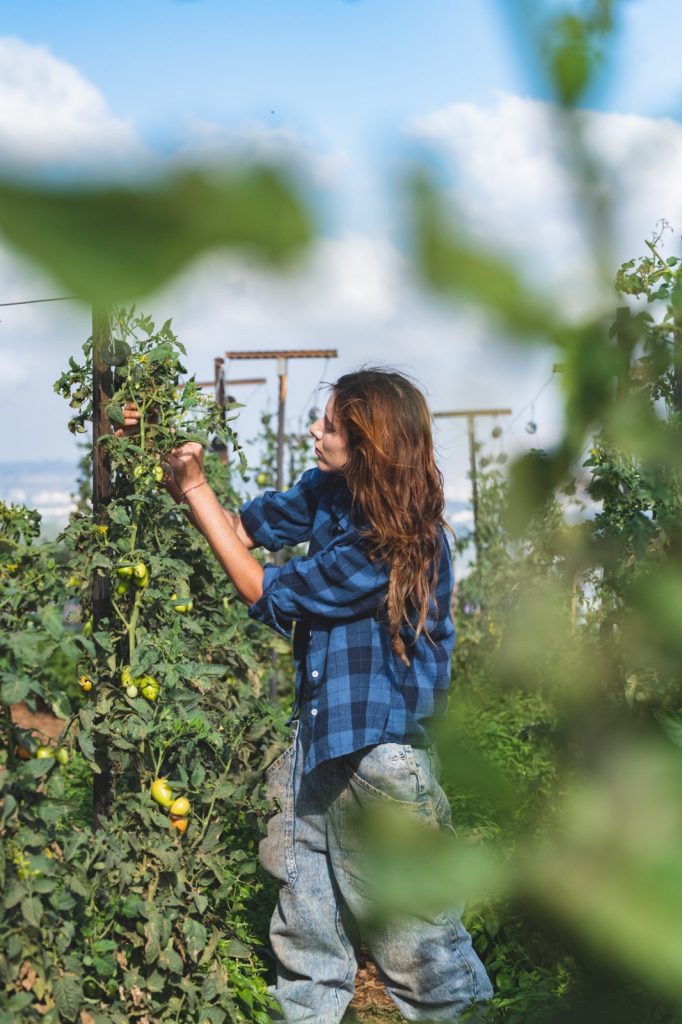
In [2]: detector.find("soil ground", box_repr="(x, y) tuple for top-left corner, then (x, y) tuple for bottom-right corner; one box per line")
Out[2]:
(10, 701), (66, 742)
(345, 955), (402, 1022)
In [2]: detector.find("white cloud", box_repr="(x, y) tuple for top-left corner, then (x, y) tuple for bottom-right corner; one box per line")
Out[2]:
(143, 232), (559, 495)
(150, 232), (403, 334)
(0, 36), (145, 170)
(179, 114), (350, 188)
(410, 93), (682, 316)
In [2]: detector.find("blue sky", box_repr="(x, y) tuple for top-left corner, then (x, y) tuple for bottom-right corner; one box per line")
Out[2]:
(1, 0), (681, 516)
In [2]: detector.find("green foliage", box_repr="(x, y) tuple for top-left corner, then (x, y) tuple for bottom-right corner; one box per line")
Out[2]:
(248, 407), (317, 494)
(405, 26), (682, 1000)
(1, 314), (287, 1022)
(0, 165), (312, 304)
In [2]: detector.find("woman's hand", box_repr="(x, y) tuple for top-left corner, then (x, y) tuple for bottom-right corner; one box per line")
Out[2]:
(113, 402), (143, 438)
(164, 442), (207, 496)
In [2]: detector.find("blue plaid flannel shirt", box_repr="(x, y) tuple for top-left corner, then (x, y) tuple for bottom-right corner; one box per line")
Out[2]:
(240, 468), (455, 773)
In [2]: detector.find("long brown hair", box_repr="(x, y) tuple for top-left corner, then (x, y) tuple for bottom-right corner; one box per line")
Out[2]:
(332, 368), (448, 665)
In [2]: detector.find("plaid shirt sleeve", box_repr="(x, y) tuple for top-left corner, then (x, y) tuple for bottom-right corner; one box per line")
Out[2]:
(248, 531), (390, 637)
(239, 468), (327, 551)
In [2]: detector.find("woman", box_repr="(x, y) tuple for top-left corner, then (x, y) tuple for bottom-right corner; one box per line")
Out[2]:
(128, 368), (492, 1022)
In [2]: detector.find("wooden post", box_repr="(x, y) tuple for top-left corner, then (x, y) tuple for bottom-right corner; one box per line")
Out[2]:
(225, 349), (337, 492)
(224, 349), (337, 702)
(433, 408), (512, 567)
(276, 357), (288, 492)
(213, 358), (228, 465)
(189, 369), (267, 465)
(465, 414), (481, 566)
(91, 305), (114, 827)
(674, 308), (682, 413)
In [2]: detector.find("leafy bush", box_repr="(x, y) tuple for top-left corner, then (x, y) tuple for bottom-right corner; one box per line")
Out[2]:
(1, 311), (288, 1023)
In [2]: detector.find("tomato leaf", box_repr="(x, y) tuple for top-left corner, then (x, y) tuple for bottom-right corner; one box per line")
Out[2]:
(182, 917), (207, 962)
(143, 914), (162, 964)
(20, 896), (43, 927)
(159, 941), (184, 974)
(53, 971), (83, 1022)
(105, 402), (126, 426)
(0, 673), (30, 703)
(3, 879), (27, 910)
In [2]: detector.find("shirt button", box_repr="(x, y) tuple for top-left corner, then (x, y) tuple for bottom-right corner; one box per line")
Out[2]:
(311, 670), (319, 678)
(310, 708), (318, 717)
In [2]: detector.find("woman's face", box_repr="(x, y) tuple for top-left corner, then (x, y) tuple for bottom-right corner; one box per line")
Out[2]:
(309, 395), (349, 473)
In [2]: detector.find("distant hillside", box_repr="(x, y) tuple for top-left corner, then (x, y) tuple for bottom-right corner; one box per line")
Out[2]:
(0, 461), (78, 534)
(0, 461), (474, 542)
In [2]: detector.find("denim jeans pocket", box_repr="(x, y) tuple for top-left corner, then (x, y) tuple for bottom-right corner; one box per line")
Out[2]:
(259, 743), (298, 890)
(345, 743), (422, 805)
(345, 744), (454, 830)
(340, 745), (448, 902)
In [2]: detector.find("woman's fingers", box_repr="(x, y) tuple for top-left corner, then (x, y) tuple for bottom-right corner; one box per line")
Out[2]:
(164, 443), (205, 491)
(113, 403), (142, 438)
(166, 442), (204, 465)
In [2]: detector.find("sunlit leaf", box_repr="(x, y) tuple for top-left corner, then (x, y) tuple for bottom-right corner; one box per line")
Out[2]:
(0, 165), (313, 304)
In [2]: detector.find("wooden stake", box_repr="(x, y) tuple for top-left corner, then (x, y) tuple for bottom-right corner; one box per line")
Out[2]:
(225, 348), (337, 491)
(434, 408), (511, 566)
(91, 305), (114, 827)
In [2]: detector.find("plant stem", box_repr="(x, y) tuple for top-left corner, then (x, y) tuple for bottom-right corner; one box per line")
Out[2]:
(193, 728), (245, 848)
(128, 589), (143, 665)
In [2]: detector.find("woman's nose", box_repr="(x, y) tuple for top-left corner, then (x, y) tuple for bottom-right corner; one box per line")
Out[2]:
(309, 419), (323, 440)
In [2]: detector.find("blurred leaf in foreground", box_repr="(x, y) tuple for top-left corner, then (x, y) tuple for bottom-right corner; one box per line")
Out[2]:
(0, 165), (313, 304)
(528, 738), (682, 1000)
(407, 171), (561, 343)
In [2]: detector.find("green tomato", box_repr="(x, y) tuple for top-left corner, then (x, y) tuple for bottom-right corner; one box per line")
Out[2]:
(126, 684), (139, 699)
(172, 599), (193, 614)
(133, 464), (145, 480)
(36, 746), (55, 759)
(256, 471), (268, 487)
(153, 463), (164, 483)
(55, 748), (70, 766)
(116, 564), (135, 578)
(133, 563), (149, 588)
(150, 778), (174, 808)
(169, 796), (191, 817)
(140, 675), (159, 701)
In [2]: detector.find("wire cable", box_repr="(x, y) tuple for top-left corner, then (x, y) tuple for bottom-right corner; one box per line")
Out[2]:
(0, 295), (78, 307)
(503, 370), (556, 435)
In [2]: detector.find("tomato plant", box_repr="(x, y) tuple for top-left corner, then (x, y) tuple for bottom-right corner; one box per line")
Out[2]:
(1, 309), (287, 1023)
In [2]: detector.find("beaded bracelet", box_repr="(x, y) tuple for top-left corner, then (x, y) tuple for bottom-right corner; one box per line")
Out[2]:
(182, 480), (208, 497)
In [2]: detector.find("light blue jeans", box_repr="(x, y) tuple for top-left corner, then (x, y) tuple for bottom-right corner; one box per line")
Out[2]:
(259, 719), (493, 1023)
